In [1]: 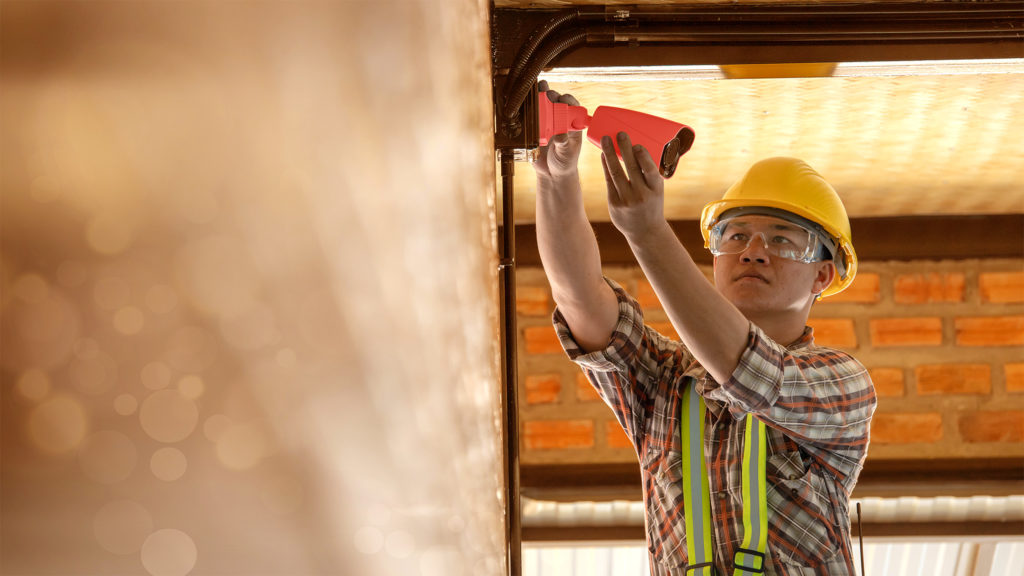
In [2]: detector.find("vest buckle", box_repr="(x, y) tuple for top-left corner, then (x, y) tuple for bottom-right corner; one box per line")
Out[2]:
(732, 548), (766, 574)
(683, 561), (716, 576)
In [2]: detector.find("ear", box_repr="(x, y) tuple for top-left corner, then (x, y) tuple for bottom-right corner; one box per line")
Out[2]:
(811, 261), (836, 297)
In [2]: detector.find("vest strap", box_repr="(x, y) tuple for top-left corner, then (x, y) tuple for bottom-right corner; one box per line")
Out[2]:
(681, 383), (769, 576)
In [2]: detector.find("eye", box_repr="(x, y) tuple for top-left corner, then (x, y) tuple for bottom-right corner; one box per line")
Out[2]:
(728, 232), (749, 242)
(771, 235), (793, 245)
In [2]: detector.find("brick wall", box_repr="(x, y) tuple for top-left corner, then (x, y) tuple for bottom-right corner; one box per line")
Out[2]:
(516, 260), (1024, 465)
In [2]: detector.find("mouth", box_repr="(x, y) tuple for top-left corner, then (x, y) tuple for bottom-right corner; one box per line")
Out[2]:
(734, 271), (769, 284)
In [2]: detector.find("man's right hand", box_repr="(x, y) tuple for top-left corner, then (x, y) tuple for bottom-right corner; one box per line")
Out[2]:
(534, 80), (584, 181)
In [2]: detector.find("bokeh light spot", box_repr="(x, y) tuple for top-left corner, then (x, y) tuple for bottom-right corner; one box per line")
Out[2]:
(139, 390), (198, 443)
(141, 361), (172, 390)
(176, 375), (204, 400)
(215, 422), (269, 470)
(114, 306), (145, 335)
(150, 447), (188, 482)
(78, 431), (137, 484)
(114, 394), (139, 416)
(17, 369), (51, 401)
(94, 500), (153, 555)
(141, 529), (197, 576)
(385, 530), (416, 559)
(202, 414), (232, 442)
(28, 394), (88, 453)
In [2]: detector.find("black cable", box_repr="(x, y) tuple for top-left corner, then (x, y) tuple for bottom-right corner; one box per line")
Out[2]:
(506, 8), (581, 90)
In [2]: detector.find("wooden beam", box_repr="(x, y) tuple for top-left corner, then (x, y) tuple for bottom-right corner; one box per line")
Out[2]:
(504, 215), (1024, 267)
(493, 2), (1024, 74)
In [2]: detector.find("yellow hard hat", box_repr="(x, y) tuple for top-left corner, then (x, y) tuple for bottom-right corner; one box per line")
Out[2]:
(700, 157), (857, 298)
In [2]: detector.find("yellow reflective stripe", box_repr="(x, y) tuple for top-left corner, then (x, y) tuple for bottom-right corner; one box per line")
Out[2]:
(681, 384), (714, 573)
(734, 415), (768, 575)
(682, 388), (768, 575)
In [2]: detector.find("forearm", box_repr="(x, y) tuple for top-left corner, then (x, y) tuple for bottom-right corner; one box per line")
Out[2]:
(624, 221), (749, 383)
(536, 171), (619, 352)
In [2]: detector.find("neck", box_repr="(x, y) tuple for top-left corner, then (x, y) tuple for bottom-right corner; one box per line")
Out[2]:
(742, 307), (810, 346)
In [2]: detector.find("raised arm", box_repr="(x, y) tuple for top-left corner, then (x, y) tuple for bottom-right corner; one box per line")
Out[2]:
(599, 131), (751, 383)
(534, 82), (618, 353)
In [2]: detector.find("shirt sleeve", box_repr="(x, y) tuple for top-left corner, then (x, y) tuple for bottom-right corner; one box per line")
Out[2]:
(552, 277), (694, 451)
(707, 323), (877, 476)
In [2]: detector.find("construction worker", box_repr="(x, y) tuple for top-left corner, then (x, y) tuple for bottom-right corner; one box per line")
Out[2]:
(534, 81), (877, 575)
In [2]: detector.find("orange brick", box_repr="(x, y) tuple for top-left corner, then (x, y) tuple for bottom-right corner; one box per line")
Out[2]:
(980, 271), (1024, 303)
(871, 412), (943, 444)
(523, 420), (594, 450)
(636, 279), (661, 310)
(959, 411), (1024, 443)
(523, 325), (563, 355)
(869, 368), (905, 397)
(894, 273), (965, 304)
(869, 317), (943, 347)
(648, 322), (680, 341)
(517, 285), (551, 316)
(955, 316), (1024, 347)
(1006, 363), (1024, 393)
(825, 273), (880, 304)
(524, 374), (561, 404)
(915, 364), (991, 395)
(606, 421), (633, 449)
(807, 318), (857, 349)
(576, 373), (602, 403)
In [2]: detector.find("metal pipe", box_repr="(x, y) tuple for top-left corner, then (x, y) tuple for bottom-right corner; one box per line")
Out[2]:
(498, 147), (521, 576)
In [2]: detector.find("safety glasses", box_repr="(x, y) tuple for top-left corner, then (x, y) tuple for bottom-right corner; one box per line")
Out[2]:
(708, 216), (827, 263)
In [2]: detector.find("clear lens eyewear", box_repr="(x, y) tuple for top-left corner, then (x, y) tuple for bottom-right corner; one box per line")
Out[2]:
(709, 218), (825, 263)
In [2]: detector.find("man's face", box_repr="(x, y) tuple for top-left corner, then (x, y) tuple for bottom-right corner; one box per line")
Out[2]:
(711, 215), (834, 316)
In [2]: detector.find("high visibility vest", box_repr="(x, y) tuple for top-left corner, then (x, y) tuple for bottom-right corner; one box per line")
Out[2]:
(682, 384), (768, 575)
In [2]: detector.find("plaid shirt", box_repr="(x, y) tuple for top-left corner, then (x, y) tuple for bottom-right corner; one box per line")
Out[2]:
(553, 279), (876, 576)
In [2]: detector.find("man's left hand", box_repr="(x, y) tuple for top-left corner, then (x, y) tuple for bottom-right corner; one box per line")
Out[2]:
(601, 131), (667, 242)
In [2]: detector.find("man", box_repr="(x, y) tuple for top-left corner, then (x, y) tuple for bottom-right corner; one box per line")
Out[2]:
(534, 81), (876, 575)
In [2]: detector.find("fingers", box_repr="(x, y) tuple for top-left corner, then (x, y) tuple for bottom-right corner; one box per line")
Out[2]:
(634, 144), (661, 188)
(600, 135), (631, 204)
(616, 132), (646, 189)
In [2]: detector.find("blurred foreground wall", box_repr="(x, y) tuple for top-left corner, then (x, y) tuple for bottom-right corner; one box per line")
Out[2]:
(1, 1), (505, 575)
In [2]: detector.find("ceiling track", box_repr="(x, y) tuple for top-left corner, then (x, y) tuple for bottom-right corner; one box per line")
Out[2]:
(492, 1), (1024, 143)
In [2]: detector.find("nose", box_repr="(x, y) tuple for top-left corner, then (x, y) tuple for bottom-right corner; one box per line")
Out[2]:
(739, 232), (770, 263)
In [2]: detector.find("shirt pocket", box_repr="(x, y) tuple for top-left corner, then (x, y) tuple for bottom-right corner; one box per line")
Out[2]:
(642, 445), (689, 569)
(765, 451), (842, 568)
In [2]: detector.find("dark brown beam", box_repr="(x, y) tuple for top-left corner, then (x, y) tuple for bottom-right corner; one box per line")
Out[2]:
(493, 3), (1024, 73)
(503, 215), (1024, 267)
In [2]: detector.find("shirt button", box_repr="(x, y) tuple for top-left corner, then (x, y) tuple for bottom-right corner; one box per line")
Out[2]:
(788, 474), (799, 481)
(717, 493), (727, 500)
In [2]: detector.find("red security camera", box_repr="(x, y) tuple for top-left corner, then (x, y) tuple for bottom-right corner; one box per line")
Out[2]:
(538, 92), (695, 178)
